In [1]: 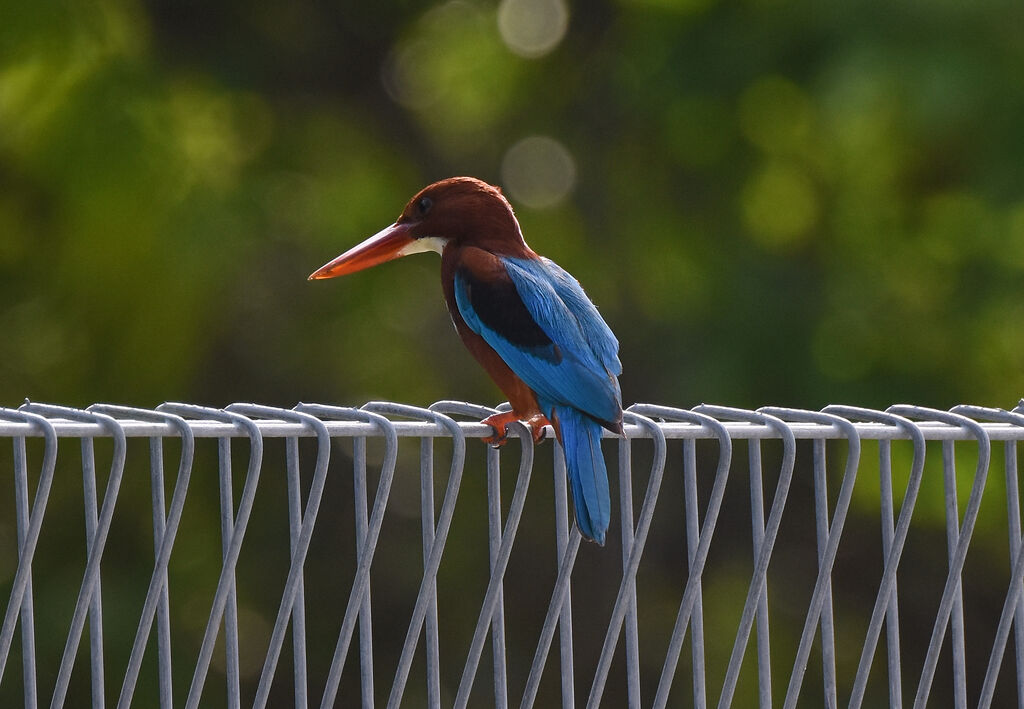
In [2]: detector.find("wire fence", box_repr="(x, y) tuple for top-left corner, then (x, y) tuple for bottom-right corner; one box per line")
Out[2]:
(1, 400), (1024, 708)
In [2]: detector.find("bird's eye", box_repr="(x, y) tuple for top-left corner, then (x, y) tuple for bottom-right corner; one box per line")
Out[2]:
(417, 196), (433, 216)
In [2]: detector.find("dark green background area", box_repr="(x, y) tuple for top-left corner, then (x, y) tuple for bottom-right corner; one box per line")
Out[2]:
(2, 0), (1024, 706)
(3, 0), (1022, 411)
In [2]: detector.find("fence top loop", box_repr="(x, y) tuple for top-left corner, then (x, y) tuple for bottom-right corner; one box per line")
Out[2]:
(226, 402), (332, 464)
(694, 404), (798, 473)
(294, 401), (390, 429)
(951, 404), (1024, 428)
(760, 406), (862, 469)
(821, 404), (927, 445)
(629, 402), (733, 463)
(428, 400), (498, 419)
(759, 406), (859, 442)
(888, 404), (991, 469)
(157, 402), (262, 442)
(363, 401), (467, 469)
(0, 406), (59, 442)
(21, 402), (128, 452)
(88, 403), (196, 449)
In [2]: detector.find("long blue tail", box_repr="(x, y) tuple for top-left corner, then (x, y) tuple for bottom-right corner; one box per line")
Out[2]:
(553, 405), (611, 545)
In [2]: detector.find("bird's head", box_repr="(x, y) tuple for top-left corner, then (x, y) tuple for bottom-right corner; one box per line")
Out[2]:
(309, 176), (529, 280)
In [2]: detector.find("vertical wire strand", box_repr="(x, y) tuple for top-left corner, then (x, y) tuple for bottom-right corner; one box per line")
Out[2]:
(552, 439), (576, 709)
(436, 402), (535, 709)
(1008, 439), (1024, 709)
(879, 439), (903, 709)
(585, 413), (669, 709)
(13, 436), (38, 709)
(364, 403), (465, 709)
(486, 445), (509, 709)
(620, 406), (729, 709)
(218, 436), (242, 709)
(352, 434), (376, 704)
(949, 405), (1024, 709)
(683, 438), (707, 709)
(586, 412), (670, 709)
(222, 405), (330, 709)
(87, 406), (195, 709)
(154, 404), (264, 709)
(148, 437), (173, 709)
(977, 519), (1024, 709)
(942, 439), (969, 709)
(353, 435), (375, 709)
(286, 436), (309, 709)
(696, 408), (795, 709)
(886, 407), (989, 709)
(80, 438), (106, 709)
(748, 440), (772, 709)
(451, 425), (536, 708)
(420, 436), (442, 709)
(812, 439), (838, 709)
(300, 406), (397, 709)
(521, 529), (582, 709)
(823, 406), (925, 709)
(0, 411), (58, 687)
(757, 409), (859, 709)
(16, 405), (127, 709)
(617, 432), (641, 708)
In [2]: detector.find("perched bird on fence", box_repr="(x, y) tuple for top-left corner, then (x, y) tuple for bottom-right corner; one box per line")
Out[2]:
(310, 177), (622, 545)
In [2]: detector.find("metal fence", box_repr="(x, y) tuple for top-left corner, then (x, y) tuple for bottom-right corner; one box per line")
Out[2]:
(2, 400), (1024, 708)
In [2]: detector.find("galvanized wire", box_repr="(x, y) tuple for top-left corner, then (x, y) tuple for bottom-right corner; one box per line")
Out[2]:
(2, 400), (1024, 708)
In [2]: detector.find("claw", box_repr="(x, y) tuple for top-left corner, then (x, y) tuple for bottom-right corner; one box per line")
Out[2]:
(480, 411), (552, 447)
(481, 411), (518, 448)
(524, 413), (551, 445)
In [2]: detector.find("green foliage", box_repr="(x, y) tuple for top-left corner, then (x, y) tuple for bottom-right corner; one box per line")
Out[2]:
(2, 0), (1022, 409)
(2, 0), (1023, 704)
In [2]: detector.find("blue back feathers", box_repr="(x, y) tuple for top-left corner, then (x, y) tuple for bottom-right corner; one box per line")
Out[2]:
(454, 254), (620, 543)
(454, 256), (621, 427)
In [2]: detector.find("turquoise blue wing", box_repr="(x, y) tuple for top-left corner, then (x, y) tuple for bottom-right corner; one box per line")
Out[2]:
(453, 255), (621, 428)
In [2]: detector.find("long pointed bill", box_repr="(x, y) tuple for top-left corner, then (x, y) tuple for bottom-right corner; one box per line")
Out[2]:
(308, 222), (417, 280)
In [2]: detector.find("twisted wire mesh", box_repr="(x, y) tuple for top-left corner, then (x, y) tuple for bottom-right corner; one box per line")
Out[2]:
(1, 400), (1023, 708)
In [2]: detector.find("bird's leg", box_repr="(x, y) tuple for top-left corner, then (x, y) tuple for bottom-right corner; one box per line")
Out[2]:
(481, 411), (552, 447)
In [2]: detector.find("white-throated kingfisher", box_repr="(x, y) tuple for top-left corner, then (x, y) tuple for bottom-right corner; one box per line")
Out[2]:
(309, 177), (622, 545)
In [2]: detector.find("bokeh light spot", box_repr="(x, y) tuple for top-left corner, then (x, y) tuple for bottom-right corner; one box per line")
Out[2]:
(498, 0), (569, 58)
(501, 135), (576, 208)
(738, 75), (814, 154)
(382, 1), (516, 153)
(741, 162), (818, 248)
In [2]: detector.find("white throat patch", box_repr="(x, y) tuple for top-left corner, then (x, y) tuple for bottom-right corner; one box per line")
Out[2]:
(398, 236), (448, 256)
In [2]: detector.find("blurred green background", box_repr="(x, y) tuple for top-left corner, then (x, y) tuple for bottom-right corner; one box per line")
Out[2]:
(3, 0), (1023, 411)
(3, 0), (1024, 706)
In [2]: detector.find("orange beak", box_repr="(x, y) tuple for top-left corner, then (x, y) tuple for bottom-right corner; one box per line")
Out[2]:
(308, 222), (416, 280)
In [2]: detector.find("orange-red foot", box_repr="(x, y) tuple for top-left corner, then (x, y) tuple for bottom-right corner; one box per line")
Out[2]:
(482, 411), (519, 447)
(523, 413), (551, 444)
(481, 411), (552, 447)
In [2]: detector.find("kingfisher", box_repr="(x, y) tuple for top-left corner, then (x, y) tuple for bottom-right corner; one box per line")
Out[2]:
(310, 177), (622, 545)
